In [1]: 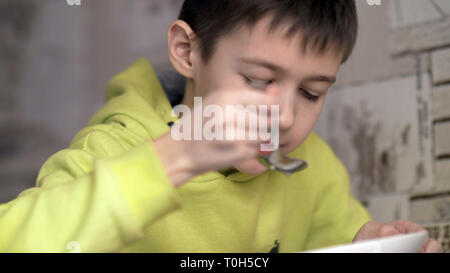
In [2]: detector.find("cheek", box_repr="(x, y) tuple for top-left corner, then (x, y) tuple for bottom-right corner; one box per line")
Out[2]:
(287, 103), (323, 146)
(196, 66), (241, 95)
(195, 61), (226, 95)
(198, 68), (219, 94)
(295, 96), (326, 127)
(292, 118), (314, 143)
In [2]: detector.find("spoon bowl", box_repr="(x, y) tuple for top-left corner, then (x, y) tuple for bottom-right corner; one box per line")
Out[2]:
(263, 149), (308, 176)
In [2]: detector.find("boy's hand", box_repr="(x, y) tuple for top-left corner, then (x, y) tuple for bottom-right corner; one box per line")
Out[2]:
(154, 87), (280, 188)
(353, 220), (443, 253)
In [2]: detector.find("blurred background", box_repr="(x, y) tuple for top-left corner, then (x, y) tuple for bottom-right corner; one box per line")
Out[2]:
(0, 0), (449, 252)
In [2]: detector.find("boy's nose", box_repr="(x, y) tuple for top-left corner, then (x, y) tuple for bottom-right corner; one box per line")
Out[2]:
(278, 90), (295, 130)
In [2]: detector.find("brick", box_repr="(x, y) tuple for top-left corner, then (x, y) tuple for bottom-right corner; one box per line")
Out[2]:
(335, 53), (430, 89)
(390, 19), (450, 56)
(387, 0), (443, 29)
(434, 160), (450, 193)
(434, 122), (450, 158)
(432, 48), (450, 85)
(432, 85), (450, 121)
(411, 195), (450, 223)
(367, 194), (410, 222)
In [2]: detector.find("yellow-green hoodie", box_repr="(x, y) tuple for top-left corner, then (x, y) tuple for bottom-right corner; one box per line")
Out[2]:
(0, 58), (371, 253)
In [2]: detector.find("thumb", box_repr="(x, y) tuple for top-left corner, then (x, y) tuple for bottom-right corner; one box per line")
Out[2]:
(235, 158), (268, 175)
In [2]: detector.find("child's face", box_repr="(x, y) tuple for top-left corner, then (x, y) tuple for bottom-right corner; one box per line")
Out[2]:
(190, 15), (342, 157)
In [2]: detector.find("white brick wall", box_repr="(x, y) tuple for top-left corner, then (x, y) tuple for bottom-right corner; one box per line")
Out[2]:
(432, 85), (450, 121)
(387, 0), (443, 29)
(390, 19), (450, 56)
(432, 48), (450, 85)
(367, 194), (410, 222)
(411, 196), (450, 223)
(434, 122), (450, 158)
(434, 160), (450, 193)
(317, 0), (450, 252)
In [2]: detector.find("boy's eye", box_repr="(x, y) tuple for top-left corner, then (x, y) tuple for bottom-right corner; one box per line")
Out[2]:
(244, 76), (274, 90)
(300, 88), (320, 103)
(244, 75), (320, 103)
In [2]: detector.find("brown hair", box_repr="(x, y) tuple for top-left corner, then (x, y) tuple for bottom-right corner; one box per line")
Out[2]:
(179, 0), (358, 64)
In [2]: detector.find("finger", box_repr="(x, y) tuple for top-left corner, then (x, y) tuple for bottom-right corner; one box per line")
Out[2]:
(388, 221), (436, 253)
(424, 239), (443, 253)
(389, 220), (430, 237)
(225, 111), (271, 143)
(212, 140), (260, 164)
(390, 220), (427, 234)
(243, 89), (281, 111)
(235, 158), (268, 175)
(378, 224), (402, 238)
(353, 221), (390, 241)
(259, 139), (273, 156)
(389, 220), (427, 234)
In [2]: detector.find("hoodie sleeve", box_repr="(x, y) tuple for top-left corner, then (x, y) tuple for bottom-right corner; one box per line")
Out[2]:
(0, 116), (182, 252)
(303, 139), (371, 251)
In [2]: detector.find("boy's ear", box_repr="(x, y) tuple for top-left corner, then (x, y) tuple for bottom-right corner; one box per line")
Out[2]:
(167, 20), (198, 78)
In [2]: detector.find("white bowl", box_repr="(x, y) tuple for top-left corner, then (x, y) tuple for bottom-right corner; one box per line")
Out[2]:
(302, 231), (428, 253)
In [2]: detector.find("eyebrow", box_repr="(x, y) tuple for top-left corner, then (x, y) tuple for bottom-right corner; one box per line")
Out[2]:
(239, 57), (287, 73)
(303, 75), (336, 84)
(238, 57), (336, 84)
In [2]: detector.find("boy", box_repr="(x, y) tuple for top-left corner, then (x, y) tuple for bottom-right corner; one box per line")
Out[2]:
(0, 0), (442, 252)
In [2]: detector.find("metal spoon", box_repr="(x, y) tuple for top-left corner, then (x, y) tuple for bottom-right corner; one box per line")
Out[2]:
(262, 149), (308, 176)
